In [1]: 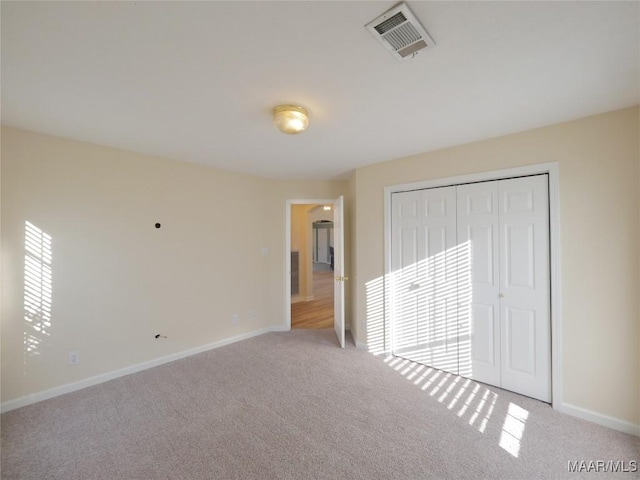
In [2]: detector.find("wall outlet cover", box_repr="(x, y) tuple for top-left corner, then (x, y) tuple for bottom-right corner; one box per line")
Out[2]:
(68, 351), (80, 366)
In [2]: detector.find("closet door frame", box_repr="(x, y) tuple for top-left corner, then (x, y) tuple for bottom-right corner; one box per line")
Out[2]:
(384, 162), (562, 410)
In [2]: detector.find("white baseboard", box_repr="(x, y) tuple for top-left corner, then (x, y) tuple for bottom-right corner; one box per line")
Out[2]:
(561, 402), (640, 437)
(11, 329), (636, 440)
(0, 326), (286, 414)
(270, 325), (290, 332)
(353, 340), (391, 356)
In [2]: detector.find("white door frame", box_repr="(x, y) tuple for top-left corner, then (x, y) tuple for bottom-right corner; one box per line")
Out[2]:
(284, 199), (337, 330)
(383, 162), (563, 410)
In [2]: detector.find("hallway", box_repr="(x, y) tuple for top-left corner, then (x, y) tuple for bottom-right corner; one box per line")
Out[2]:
(291, 271), (334, 329)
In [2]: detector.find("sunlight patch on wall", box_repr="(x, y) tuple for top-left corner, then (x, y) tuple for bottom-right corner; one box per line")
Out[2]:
(365, 275), (385, 354)
(24, 221), (53, 359)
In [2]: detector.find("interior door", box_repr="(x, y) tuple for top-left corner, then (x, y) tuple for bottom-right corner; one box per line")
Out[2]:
(333, 195), (345, 348)
(499, 175), (551, 402)
(391, 187), (459, 374)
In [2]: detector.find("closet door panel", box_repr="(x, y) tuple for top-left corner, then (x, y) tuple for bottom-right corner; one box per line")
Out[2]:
(422, 187), (458, 374)
(499, 175), (551, 402)
(391, 187), (458, 374)
(391, 191), (424, 356)
(456, 181), (501, 384)
(504, 306), (536, 375)
(471, 304), (496, 364)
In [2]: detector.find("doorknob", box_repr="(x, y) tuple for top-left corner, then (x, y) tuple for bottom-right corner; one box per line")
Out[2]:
(335, 276), (349, 282)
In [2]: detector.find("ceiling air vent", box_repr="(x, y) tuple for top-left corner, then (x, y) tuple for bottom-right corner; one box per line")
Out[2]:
(365, 2), (435, 61)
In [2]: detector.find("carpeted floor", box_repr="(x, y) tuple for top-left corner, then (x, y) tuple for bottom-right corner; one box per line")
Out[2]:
(1, 329), (638, 479)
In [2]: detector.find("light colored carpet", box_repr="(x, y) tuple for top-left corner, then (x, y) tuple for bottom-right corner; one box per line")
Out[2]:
(1, 329), (638, 479)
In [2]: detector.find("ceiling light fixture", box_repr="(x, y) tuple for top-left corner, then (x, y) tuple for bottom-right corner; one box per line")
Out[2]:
(273, 105), (309, 134)
(323, 205), (331, 211)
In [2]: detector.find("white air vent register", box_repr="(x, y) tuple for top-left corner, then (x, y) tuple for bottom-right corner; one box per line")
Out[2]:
(365, 2), (435, 61)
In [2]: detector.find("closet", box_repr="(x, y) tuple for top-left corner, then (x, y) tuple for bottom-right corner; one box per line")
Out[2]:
(391, 174), (550, 402)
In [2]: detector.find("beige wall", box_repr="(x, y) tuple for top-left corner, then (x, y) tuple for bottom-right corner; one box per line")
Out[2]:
(352, 107), (640, 426)
(290, 204), (310, 299)
(0, 127), (346, 404)
(308, 206), (334, 227)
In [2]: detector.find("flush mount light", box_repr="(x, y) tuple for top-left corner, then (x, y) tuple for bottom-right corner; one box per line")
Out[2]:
(323, 205), (331, 211)
(273, 105), (309, 134)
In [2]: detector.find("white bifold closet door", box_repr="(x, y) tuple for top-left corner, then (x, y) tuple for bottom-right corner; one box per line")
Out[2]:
(391, 186), (459, 374)
(455, 181), (501, 385)
(499, 176), (550, 401)
(392, 175), (550, 402)
(457, 175), (550, 401)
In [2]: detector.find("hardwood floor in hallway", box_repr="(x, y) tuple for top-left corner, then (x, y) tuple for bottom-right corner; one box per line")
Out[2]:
(291, 270), (334, 329)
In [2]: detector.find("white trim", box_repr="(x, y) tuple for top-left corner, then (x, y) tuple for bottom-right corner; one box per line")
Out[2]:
(384, 162), (559, 193)
(0, 326), (286, 414)
(383, 162), (563, 410)
(284, 198), (336, 330)
(561, 403), (640, 437)
(269, 325), (290, 333)
(547, 164), (563, 410)
(384, 180), (393, 356)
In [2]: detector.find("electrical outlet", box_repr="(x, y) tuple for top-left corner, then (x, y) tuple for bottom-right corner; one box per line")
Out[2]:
(232, 314), (238, 325)
(249, 311), (256, 322)
(68, 350), (80, 366)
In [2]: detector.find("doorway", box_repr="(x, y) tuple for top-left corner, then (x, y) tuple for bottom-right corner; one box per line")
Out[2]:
(291, 205), (334, 329)
(285, 197), (346, 348)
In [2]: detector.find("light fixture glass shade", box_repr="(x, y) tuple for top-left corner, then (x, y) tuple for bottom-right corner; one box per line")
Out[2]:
(273, 105), (309, 134)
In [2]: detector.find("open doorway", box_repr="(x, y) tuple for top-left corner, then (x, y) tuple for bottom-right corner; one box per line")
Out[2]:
(285, 197), (345, 348)
(290, 204), (334, 329)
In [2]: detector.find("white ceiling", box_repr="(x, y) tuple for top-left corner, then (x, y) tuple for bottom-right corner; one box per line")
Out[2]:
(2, 1), (638, 180)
